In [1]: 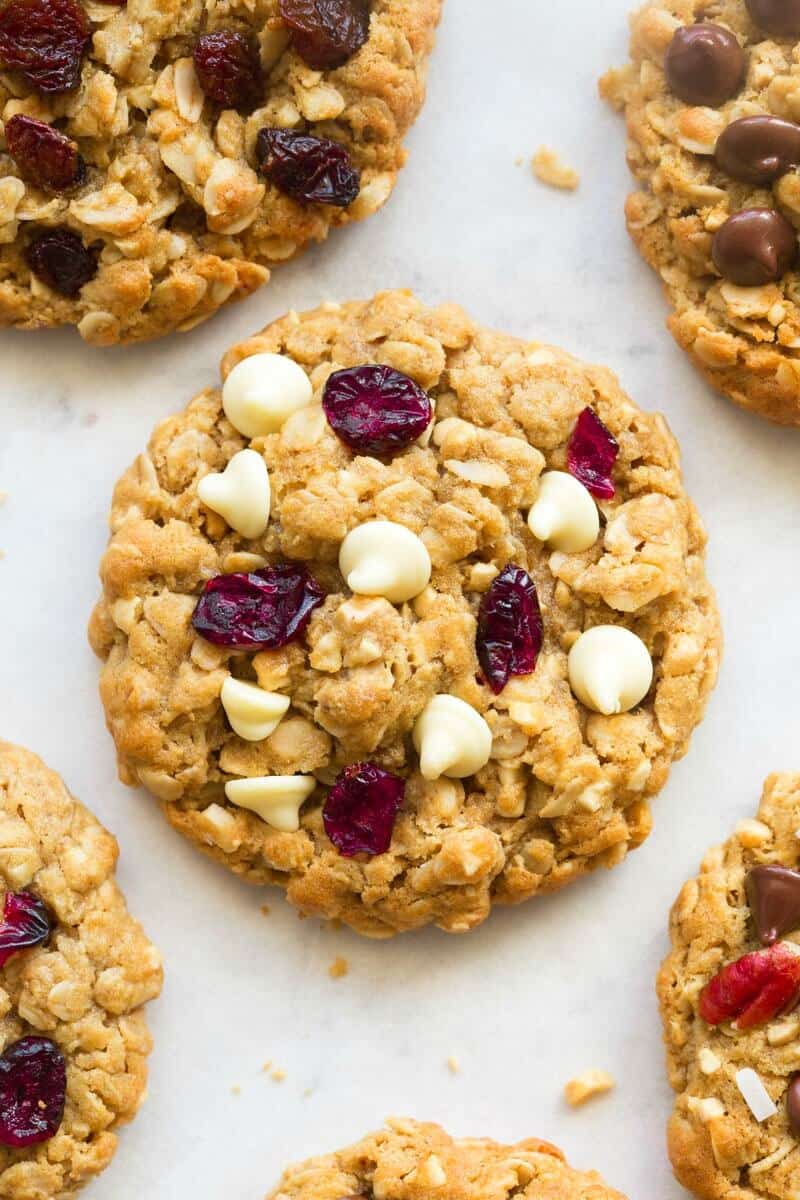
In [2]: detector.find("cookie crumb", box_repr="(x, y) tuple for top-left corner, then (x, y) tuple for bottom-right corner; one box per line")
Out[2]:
(271, 1067), (287, 1082)
(532, 146), (580, 191)
(328, 956), (349, 979)
(564, 1069), (615, 1107)
(0, 490), (8, 505)
(231, 1085), (241, 1096)
(446, 1056), (461, 1074)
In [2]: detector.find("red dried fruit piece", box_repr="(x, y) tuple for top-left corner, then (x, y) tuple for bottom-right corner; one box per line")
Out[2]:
(322, 364), (432, 456)
(699, 942), (800, 1030)
(323, 762), (405, 857)
(567, 407), (619, 501)
(0, 1036), (66, 1147)
(477, 564), (543, 695)
(5, 114), (85, 192)
(279, 0), (370, 70)
(25, 227), (97, 296)
(0, 0), (90, 93)
(256, 127), (360, 206)
(192, 564), (325, 649)
(193, 30), (263, 110)
(0, 891), (52, 968)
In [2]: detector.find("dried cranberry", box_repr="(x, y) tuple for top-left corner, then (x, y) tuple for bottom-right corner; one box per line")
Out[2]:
(322, 365), (432, 456)
(699, 942), (800, 1030)
(279, 0), (370, 70)
(256, 127), (360, 206)
(567, 407), (619, 501)
(193, 31), (263, 110)
(25, 227), (97, 296)
(5, 115), (85, 192)
(476, 564), (543, 695)
(192, 564), (324, 649)
(0, 891), (52, 968)
(0, 0), (90, 93)
(0, 1036), (65, 1147)
(323, 762), (405, 856)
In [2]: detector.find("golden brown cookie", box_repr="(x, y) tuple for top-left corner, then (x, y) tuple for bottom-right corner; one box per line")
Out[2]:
(0, 742), (162, 1198)
(265, 1118), (628, 1200)
(0, 0), (441, 345)
(658, 773), (800, 1200)
(89, 289), (721, 938)
(603, 0), (800, 425)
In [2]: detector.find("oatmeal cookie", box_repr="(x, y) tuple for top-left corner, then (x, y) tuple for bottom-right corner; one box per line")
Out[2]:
(603, 0), (800, 425)
(0, 0), (441, 345)
(265, 1117), (627, 1200)
(657, 773), (800, 1199)
(0, 742), (162, 1198)
(89, 289), (721, 938)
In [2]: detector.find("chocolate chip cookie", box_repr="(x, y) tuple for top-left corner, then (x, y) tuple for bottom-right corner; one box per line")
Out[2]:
(264, 1118), (628, 1200)
(658, 773), (800, 1200)
(603, 0), (800, 425)
(0, 0), (441, 345)
(0, 742), (162, 1198)
(89, 289), (721, 938)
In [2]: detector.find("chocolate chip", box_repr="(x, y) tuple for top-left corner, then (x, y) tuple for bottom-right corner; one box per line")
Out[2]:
(788, 1075), (800, 1136)
(712, 208), (797, 286)
(746, 0), (800, 36)
(716, 115), (800, 184)
(746, 865), (800, 945)
(665, 24), (745, 107)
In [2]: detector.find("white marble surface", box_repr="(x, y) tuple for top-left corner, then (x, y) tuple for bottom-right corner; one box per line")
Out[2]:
(1, 1), (799, 1196)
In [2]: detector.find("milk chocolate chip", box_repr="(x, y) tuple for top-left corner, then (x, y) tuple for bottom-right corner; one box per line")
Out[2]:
(665, 24), (745, 107)
(747, 865), (800, 945)
(788, 1075), (800, 1136)
(746, 0), (800, 36)
(712, 208), (797, 285)
(716, 115), (800, 184)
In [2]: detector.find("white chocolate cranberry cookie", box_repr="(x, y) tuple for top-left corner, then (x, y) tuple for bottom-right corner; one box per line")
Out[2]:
(603, 0), (800, 425)
(89, 290), (721, 938)
(658, 773), (800, 1199)
(265, 1118), (628, 1200)
(0, 0), (441, 345)
(0, 742), (162, 1198)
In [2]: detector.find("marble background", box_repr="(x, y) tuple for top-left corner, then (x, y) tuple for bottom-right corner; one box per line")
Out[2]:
(1, 1), (799, 1196)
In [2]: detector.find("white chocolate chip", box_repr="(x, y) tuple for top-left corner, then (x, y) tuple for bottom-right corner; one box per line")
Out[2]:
(564, 1069), (615, 1106)
(567, 625), (653, 715)
(413, 695), (492, 781)
(220, 678), (290, 742)
(197, 449), (270, 538)
(767, 1017), (800, 1046)
(527, 471), (599, 553)
(698, 1047), (721, 1075)
(735, 1068), (777, 1123)
(225, 775), (316, 832)
(687, 1096), (726, 1123)
(222, 353), (312, 438)
(339, 520), (431, 605)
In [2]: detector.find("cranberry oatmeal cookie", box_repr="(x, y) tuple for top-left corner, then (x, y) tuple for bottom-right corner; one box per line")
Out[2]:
(89, 290), (721, 938)
(602, 0), (800, 425)
(658, 773), (800, 1200)
(264, 1118), (628, 1200)
(0, 742), (162, 1198)
(0, 0), (441, 345)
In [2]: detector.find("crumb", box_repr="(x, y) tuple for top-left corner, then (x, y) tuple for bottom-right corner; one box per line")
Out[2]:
(231, 1085), (241, 1096)
(564, 1069), (615, 1107)
(271, 1067), (286, 1083)
(514, 155), (524, 166)
(262, 1060), (272, 1073)
(328, 956), (349, 979)
(260, 904), (270, 917)
(0, 491), (7, 505)
(446, 1056), (461, 1075)
(303, 1087), (314, 1099)
(532, 146), (580, 191)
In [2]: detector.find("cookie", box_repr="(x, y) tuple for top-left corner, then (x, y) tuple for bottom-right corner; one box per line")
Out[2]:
(0, 0), (441, 345)
(89, 289), (721, 938)
(0, 742), (162, 1198)
(602, 0), (800, 425)
(264, 1117), (627, 1200)
(658, 773), (800, 1200)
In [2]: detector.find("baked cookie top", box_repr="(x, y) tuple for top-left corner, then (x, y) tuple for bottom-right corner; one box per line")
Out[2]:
(265, 1117), (628, 1200)
(658, 773), (800, 1200)
(0, 742), (162, 1199)
(602, 0), (800, 425)
(0, 0), (440, 345)
(89, 289), (721, 938)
